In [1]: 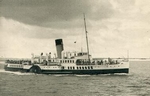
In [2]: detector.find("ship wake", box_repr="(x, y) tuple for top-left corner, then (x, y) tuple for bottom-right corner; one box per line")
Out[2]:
(0, 69), (35, 75)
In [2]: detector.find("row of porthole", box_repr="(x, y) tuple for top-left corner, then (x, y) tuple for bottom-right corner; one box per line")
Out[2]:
(60, 60), (75, 63)
(67, 66), (93, 70)
(109, 66), (120, 67)
(49, 60), (76, 63)
(9, 65), (22, 67)
(43, 67), (58, 68)
(48, 60), (56, 62)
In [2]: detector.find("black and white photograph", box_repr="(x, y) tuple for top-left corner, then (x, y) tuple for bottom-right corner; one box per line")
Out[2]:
(0, 0), (150, 96)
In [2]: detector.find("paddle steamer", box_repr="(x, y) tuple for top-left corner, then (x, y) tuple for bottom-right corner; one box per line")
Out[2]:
(4, 15), (129, 74)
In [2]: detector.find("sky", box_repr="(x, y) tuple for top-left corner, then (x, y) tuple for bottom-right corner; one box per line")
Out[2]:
(0, 0), (150, 58)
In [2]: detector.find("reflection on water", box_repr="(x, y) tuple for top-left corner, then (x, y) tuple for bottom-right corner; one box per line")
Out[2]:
(0, 61), (150, 96)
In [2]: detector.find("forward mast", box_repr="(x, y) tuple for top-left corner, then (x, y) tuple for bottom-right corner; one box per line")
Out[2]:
(83, 14), (90, 63)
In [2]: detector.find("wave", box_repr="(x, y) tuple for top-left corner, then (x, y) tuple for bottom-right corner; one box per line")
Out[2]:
(0, 69), (35, 75)
(53, 74), (68, 77)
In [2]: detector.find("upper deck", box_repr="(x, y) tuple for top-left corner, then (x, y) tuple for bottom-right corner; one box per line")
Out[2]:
(31, 51), (128, 67)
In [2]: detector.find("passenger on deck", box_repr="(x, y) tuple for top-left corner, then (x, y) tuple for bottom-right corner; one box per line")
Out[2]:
(108, 58), (112, 64)
(92, 61), (95, 65)
(104, 60), (107, 65)
(81, 60), (84, 65)
(97, 61), (100, 65)
(100, 60), (103, 65)
(116, 60), (118, 64)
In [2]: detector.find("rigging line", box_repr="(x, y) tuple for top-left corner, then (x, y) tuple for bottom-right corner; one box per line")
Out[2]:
(81, 21), (84, 52)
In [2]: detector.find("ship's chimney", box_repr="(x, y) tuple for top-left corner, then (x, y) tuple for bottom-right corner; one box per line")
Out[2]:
(55, 39), (64, 59)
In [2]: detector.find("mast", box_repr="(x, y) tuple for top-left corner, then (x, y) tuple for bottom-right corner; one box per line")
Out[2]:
(83, 14), (90, 63)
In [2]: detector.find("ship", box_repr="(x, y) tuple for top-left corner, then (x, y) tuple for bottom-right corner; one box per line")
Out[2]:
(4, 15), (129, 74)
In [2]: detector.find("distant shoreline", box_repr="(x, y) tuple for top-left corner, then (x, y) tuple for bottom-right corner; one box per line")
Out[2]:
(0, 57), (150, 62)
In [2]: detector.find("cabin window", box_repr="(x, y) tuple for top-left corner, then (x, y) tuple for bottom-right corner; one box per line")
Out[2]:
(68, 67), (69, 69)
(68, 60), (70, 63)
(82, 67), (84, 70)
(78, 53), (82, 56)
(73, 60), (74, 63)
(60, 60), (62, 63)
(91, 66), (93, 69)
(70, 67), (72, 69)
(77, 67), (78, 69)
(85, 67), (87, 69)
(79, 67), (81, 69)
(73, 67), (75, 69)
(88, 66), (90, 69)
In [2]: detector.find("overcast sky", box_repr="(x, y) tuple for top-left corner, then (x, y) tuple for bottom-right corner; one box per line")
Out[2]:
(0, 0), (150, 58)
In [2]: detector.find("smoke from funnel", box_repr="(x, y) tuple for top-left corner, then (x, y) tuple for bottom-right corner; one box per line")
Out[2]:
(55, 39), (64, 59)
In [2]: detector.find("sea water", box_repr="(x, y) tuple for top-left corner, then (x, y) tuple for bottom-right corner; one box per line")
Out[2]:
(0, 61), (150, 96)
